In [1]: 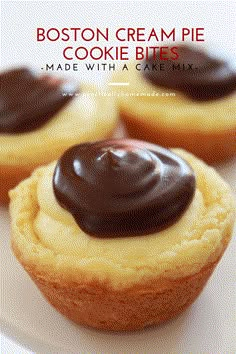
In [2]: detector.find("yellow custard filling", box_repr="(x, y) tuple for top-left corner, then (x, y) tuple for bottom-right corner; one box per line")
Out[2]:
(0, 85), (117, 166)
(111, 65), (236, 132)
(10, 150), (235, 289)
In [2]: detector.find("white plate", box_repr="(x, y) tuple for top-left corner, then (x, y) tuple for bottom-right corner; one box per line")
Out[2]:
(1, 158), (236, 354)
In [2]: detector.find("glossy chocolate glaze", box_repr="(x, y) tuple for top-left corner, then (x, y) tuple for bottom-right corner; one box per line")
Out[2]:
(0, 67), (76, 133)
(53, 139), (196, 238)
(143, 45), (236, 101)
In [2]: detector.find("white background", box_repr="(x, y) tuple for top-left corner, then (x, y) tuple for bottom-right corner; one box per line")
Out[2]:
(1, 1), (236, 353)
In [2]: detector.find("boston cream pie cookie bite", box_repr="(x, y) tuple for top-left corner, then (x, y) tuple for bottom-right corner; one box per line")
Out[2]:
(112, 45), (236, 163)
(10, 139), (235, 331)
(0, 68), (118, 203)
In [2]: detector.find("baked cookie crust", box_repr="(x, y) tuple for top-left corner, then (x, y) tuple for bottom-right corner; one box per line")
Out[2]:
(10, 149), (235, 330)
(111, 65), (236, 163)
(0, 85), (118, 203)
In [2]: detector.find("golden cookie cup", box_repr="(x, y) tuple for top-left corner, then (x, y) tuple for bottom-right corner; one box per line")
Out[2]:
(0, 84), (118, 203)
(122, 111), (236, 164)
(10, 150), (235, 331)
(111, 66), (236, 163)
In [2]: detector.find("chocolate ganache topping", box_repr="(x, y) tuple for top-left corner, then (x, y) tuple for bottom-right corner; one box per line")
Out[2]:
(143, 45), (236, 101)
(0, 67), (76, 133)
(53, 139), (196, 238)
